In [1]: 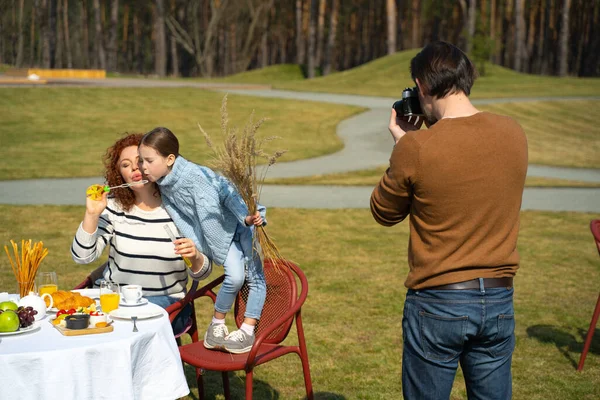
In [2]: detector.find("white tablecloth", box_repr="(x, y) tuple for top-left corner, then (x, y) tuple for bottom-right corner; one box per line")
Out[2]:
(0, 302), (189, 400)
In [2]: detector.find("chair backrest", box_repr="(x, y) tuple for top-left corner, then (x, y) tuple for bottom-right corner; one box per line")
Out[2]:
(72, 262), (108, 289)
(235, 259), (303, 344)
(591, 219), (600, 256)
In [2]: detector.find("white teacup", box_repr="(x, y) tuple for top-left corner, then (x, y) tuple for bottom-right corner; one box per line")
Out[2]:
(121, 285), (143, 304)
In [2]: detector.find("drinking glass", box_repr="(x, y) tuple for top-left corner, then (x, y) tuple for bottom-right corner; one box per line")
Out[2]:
(99, 281), (120, 314)
(37, 271), (58, 296)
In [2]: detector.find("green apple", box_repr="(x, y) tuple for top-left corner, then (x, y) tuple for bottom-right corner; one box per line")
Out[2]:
(0, 310), (20, 332)
(0, 301), (18, 312)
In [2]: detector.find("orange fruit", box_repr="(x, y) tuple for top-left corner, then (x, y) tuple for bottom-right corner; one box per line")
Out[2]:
(95, 322), (108, 328)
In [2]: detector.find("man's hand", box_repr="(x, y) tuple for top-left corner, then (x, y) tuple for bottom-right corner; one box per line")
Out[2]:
(389, 108), (424, 144)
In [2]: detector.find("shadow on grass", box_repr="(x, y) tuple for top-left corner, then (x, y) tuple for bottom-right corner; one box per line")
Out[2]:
(183, 365), (279, 399)
(527, 324), (600, 369)
(309, 392), (348, 400)
(182, 364), (347, 400)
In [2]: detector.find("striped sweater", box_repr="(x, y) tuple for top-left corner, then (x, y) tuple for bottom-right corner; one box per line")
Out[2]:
(71, 198), (210, 296)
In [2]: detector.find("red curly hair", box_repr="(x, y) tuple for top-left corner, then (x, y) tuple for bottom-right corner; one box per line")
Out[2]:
(103, 133), (158, 212)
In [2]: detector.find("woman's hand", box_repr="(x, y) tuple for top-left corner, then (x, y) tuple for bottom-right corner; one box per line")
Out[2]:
(82, 191), (108, 234)
(173, 238), (200, 261)
(245, 211), (264, 227)
(85, 190), (108, 216)
(389, 108), (424, 144)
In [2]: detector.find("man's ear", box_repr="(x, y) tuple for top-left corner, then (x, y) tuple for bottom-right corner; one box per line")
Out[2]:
(167, 154), (176, 167)
(415, 78), (427, 96)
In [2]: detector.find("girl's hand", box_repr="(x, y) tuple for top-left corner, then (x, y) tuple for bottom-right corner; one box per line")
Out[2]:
(173, 238), (200, 260)
(85, 190), (108, 216)
(245, 211), (264, 227)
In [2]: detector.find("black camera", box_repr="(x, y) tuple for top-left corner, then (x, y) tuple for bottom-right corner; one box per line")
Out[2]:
(392, 87), (423, 117)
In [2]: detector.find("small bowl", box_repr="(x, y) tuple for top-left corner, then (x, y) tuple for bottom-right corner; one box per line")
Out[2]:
(65, 313), (90, 330)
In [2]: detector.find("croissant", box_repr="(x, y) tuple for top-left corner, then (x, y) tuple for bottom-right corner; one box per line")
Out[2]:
(51, 290), (95, 309)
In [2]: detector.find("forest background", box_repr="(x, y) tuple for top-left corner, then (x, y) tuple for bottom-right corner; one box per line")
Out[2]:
(0, 0), (598, 80)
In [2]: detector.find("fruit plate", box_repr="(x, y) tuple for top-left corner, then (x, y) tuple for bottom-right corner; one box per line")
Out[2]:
(0, 321), (41, 336)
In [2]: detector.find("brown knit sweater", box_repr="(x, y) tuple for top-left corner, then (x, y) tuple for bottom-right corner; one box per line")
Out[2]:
(371, 112), (528, 289)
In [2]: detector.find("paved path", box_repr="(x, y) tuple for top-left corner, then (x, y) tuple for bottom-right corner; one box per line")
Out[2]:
(1, 79), (599, 211)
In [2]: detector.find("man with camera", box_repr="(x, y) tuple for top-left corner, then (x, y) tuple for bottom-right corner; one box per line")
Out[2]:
(370, 41), (527, 399)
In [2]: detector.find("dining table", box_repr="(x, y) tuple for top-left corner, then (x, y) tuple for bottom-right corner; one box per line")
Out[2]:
(0, 299), (190, 400)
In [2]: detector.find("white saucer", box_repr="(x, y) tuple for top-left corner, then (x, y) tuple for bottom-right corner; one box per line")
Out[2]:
(119, 298), (149, 307)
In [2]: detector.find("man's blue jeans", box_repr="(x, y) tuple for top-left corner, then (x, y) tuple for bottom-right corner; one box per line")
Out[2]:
(402, 281), (515, 400)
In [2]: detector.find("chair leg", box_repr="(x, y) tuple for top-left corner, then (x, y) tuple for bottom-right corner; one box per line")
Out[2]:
(222, 371), (231, 399)
(577, 294), (600, 371)
(197, 368), (205, 400)
(297, 313), (314, 399)
(245, 370), (254, 400)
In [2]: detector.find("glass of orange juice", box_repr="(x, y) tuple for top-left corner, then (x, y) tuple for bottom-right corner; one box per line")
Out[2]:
(37, 272), (58, 296)
(99, 280), (120, 313)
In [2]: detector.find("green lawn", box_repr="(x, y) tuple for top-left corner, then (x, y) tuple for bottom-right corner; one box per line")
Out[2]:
(267, 165), (600, 188)
(0, 87), (362, 180)
(0, 206), (598, 399)
(98, 50), (600, 100)
(272, 51), (600, 99)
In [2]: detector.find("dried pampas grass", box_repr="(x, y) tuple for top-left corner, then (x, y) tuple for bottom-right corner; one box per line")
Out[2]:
(198, 95), (288, 271)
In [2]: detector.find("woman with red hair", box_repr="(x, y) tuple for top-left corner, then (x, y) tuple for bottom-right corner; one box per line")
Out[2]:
(71, 133), (211, 329)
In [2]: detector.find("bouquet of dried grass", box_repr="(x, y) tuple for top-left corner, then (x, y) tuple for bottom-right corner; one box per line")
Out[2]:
(198, 95), (287, 270)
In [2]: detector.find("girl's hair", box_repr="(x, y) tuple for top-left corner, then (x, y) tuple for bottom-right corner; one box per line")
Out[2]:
(103, 132), (157, 212)
(140, 127), (180, 158)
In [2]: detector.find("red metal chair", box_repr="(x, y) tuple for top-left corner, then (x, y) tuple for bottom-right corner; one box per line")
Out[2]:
(177, 259), (313, 400)
(166, 276), (225, 345)
(577, 219), (600, 371)
(72, 262), (107, 289)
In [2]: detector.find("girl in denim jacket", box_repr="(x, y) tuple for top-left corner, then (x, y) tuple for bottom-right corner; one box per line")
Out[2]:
(139, 127), (266, 354)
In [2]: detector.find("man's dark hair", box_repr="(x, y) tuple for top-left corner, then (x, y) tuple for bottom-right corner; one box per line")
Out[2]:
(410, 41), (478, 99)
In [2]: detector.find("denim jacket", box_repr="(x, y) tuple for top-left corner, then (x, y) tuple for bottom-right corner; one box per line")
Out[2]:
(157, 156), (266, 265)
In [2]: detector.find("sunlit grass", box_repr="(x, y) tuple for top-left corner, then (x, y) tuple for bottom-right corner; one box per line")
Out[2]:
(272, 50), (600, 99)
(267, 165), (600, 188)
(0, 206), (598, 399)
(0, 87), (361, 180)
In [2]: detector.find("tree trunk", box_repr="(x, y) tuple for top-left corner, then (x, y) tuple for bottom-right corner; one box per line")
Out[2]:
(514, 0), (524, 71)
(466, 0), (476, 54)
(323, 0), (338, 74)
(41, 0), (51, 68)
(307, 0), (318, 78)
(386, 0), (397, 54)
(106, 0), (119, 72)
(133, 11), (142, 74)
(558, 0), (571, 76)
(80, 0), (89, 69)
(29, 0), (36, 67)
(295, 0), (305, 64)
(62, 0), (72, 68)
(154, 0), (167, 76)
(411, 0), (420, 48)
(55, 0), (63, 68)
(525, 0), (539, 72)
(92, 0), (106, 69)
(315, 0), (326, 66)
(170, 0), (179, 77)
(15, 0), (24, 67)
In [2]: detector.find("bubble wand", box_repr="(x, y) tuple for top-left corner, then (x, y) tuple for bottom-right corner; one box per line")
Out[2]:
(86, 180), (149, 201)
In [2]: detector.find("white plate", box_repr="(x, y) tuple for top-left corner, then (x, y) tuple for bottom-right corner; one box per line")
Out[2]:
(0, 321), (41, 336)
(109, 305), (163, 320)
(119, 298), (149, 307)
